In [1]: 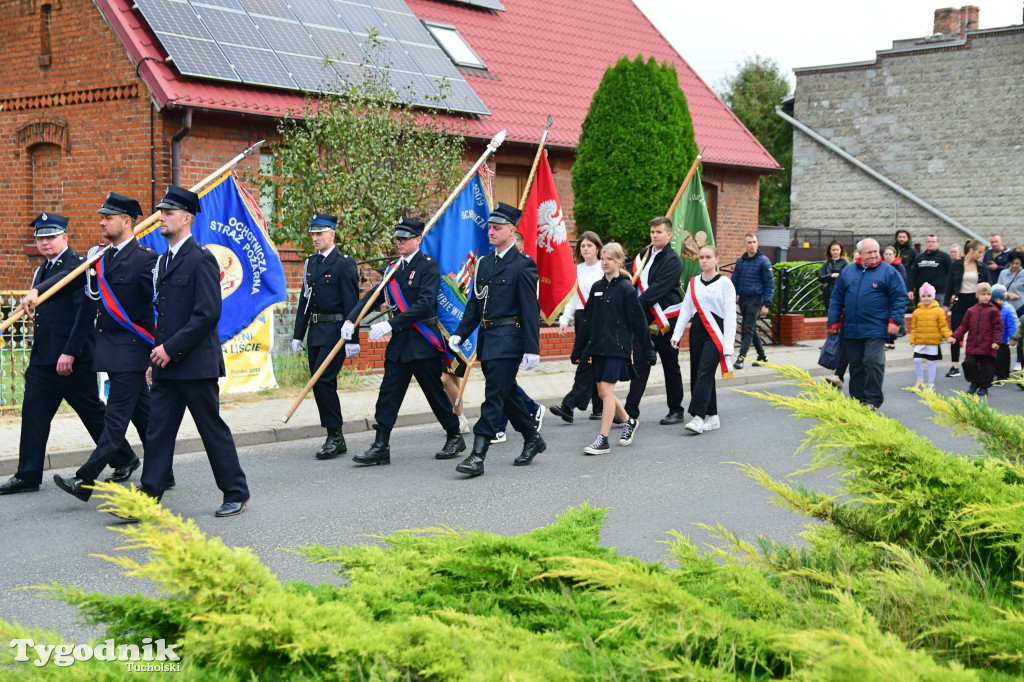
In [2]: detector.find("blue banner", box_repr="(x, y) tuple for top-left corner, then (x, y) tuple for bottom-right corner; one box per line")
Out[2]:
(420, 175), (492, 364)
(142, 174), (287, 343)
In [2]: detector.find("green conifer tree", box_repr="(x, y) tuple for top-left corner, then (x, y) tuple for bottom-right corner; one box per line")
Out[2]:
(572, 55), (698, 254)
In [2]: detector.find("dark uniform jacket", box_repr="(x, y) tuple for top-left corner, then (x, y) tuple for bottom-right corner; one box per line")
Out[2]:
(293, 247), (360, 348)
(572, 274), (655, 364)
(152, 236), (224, 380)
(634, 245), (683, 324)
(455, 244), (540, 361)
(30, 247), (93, 367)
(89, 239), (157, 373)
(350, 250), (443, 363)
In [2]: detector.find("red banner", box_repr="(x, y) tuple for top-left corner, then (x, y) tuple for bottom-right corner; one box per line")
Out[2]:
(519, 153), (575, 323)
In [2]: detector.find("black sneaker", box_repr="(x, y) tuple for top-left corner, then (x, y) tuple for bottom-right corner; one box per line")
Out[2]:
(946, 366), (961, 378)
(733, 358), (744, 369)
(583, 435), (610, 455)
(588, 412), (603, 421)
(619, 418), (638, 446)
(549, 404), (573, 424)
(751, 356), (768, 367)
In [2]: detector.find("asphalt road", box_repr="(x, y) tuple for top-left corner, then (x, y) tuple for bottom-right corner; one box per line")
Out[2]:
(0, 368), (1011, 642)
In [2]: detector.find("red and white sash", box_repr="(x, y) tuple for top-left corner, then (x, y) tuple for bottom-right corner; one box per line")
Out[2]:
(688, 277), (731, 377)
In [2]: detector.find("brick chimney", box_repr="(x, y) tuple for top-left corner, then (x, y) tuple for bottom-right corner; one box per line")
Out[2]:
(933, 6), (980, 37)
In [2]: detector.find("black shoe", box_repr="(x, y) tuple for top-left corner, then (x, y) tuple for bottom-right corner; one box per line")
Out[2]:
(977, 387), (989, 398)
(588, 412), (603, 421)
(353, 429), (390, 466)
(946, 366), (961, 378)
(435, 434), (466, 460)
(316, 428), (346, 460)
(733, 358), (744, 369)
(105, 455), (141, 483)
(215, 499), (249, 517)
(752, 356), (768, 366)
(164, 476), (176, 490)
(613, 415), (624, 425)
(0, 476), (40, 495)
(456, 435), (488, 476)
(549, 403), (573, 424)
(968, 382), (979, 395)
(514, 433), (546, 466)
(659, 411), (687, 425)
(53, 475), (92, 502)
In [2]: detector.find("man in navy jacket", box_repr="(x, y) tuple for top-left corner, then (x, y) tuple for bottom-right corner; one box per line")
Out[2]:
(731, 233), (774, 369)
(827, 238), (908, 410)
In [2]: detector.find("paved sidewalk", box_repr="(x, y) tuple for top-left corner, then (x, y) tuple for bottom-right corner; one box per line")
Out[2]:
(0, 342), (910, 476)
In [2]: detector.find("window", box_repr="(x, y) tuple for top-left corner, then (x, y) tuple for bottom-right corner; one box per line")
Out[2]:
(422, 21), (486, 69)
(258, 152), (278, 229)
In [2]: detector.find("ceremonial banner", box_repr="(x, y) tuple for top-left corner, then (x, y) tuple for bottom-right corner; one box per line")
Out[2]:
(220, 309), (278, 393)
(518, 153), (575, 323)
(668, 166), (714, 289)
(420, 175), (492, 366)
(141, 173), (287, 393)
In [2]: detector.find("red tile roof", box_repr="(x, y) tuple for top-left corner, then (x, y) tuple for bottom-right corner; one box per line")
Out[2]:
(96, 0), (778, 171)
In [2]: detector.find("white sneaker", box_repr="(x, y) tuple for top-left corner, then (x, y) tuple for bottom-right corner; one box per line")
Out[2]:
(458, 414), (470, 434)
(925, 383), (935, 391)
(704, 415), (720, 431)
(583, 434), (610, 455)
(619, 418), (638, 446)
(532, 404), (545, 432)
(490, 431), (506, 444)
(1014, 362), (1022, 372)
(684, 416), (705, 434)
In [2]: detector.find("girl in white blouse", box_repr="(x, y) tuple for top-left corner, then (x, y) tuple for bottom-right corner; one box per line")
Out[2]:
(671, 246), (737, 434)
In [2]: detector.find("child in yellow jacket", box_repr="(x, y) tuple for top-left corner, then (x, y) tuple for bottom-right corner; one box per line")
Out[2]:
(910, 283), (954, 390)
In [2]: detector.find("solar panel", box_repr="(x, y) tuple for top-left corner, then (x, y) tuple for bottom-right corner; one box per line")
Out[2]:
(443, 0), (506, 11)
(135, 0), (489, 114)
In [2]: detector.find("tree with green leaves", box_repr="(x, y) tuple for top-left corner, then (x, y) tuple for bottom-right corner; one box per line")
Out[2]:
(719, 55), (792, 226)
(262, 58), (467, 260)
(573, 55), (698, 255)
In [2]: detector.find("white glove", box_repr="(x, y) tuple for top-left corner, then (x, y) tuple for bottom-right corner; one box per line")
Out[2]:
(291, 339), (304, 354)
(345, 343), (360, 358)
(369, 321), (392, 341)
(341, 320), (355, 340)
(448, 335), (462, 353)
(522, 353), (540, 371)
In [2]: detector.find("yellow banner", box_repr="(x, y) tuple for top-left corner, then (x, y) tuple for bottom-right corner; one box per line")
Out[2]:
(219, 307), (278, 394)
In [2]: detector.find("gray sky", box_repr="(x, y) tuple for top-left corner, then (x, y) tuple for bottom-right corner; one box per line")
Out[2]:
(632, 1), (1023, 94)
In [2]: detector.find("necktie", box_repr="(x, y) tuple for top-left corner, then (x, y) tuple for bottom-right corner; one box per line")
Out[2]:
(400, 259), (406, 272)
(165, 251), (173, 270)
(42, 261), (53, 275)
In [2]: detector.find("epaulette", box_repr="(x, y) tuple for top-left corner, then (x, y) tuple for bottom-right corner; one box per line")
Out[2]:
(423, 255), (432, 261)
(200, 245), (208, 251)
(77, 255), (85, 261)
(140, 245), (154, 253)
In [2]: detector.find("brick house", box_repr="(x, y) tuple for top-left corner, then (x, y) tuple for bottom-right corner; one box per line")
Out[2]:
(1, 0), (778, 294)
(787, 5), (1024, 253)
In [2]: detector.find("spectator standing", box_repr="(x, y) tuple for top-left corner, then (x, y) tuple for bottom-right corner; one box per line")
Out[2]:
(827, 238), (908, 410)
(893, 229), (917, 275)
(883, 246), (910, 349)
(949, 243), (963, 261)
(732, 233), (774, 368)
(983, 234), (1009, 280)
(945, 239), (991, 377)
(996, 251), (1024, 371)
(912, 235), (953, 306)
(950, 282), (1002, 397)
(817, 241), (848, 310)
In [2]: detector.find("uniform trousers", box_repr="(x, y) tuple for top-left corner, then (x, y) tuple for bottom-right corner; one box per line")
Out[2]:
(17, 362), (135, 486)
(473, 358), (535, 439)
(140, 378), (249, 503)
(625, 325), (683, 419)
(687, 323), (721, 419)
(76, 370), (149, 483)
(308, 343), (345, 429)
(374, 356), (460, 434)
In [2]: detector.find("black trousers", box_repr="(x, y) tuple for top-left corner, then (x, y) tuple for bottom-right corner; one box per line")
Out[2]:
(140, 378), (249, 503)
(950, 294), (976, 364)
(375, 356), (460, 434)
(308, 343), (346, 430)
(561, 359), (602, 413)
(473, 358), (535, 440)
(76, 371), (150, 484)
(626, 327), (683, 419)
(687, 325), (720, 419)
(17, 362), (135, 486)
(963, 354), (996, 388)
(738, 296), (766, 360)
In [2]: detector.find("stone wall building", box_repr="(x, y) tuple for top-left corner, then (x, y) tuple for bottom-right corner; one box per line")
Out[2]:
(787, 5), (1024, 254)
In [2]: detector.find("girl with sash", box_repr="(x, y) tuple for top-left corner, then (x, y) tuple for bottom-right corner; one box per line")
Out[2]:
(571, 243), (654, 455)
(671, 245), (737, 435)
(550, 231), (604, 423)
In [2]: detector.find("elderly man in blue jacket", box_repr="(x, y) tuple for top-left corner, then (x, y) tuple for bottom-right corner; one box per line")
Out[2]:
(827, 238), (908, 410)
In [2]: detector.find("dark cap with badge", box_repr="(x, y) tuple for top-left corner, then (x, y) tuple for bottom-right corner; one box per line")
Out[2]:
(308, 212), (338, 233)
(30, 212), (70, 237)
(155, 185), (201, 215)
(393, 216), (425, 239)
(97, 191), (143, 220)
(488, 202), (522, 227)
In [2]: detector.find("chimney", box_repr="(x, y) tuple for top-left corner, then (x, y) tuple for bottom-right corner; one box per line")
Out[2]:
(960, 5), (979, 37)
(933, 7), (958, 35)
